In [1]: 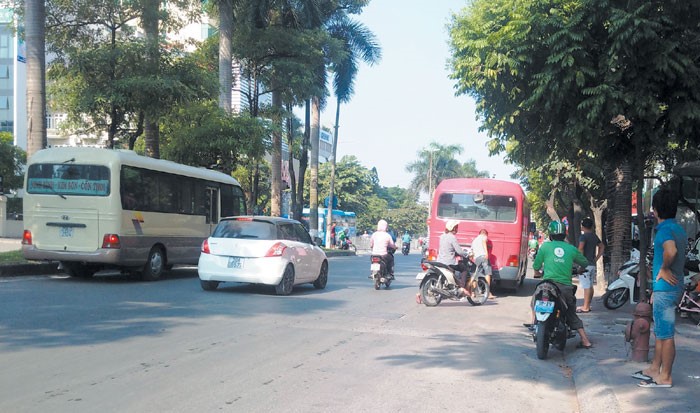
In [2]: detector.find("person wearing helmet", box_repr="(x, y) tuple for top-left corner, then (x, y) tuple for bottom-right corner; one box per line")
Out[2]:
(370, 219), (397, 278)
(531, 220), (593, 349)
(437, 219), (472, 298)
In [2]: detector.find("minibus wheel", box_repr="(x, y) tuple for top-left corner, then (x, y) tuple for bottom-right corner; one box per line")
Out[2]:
(141, 247), (165, 281)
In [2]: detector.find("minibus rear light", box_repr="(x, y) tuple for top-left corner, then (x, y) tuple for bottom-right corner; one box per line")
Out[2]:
(102, 234), (121, 249)
(22, 230), (32, 245)
(506, 255), (519, 267)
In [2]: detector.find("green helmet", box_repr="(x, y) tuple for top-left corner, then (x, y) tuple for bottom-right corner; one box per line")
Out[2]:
(548, 220), (566, 235)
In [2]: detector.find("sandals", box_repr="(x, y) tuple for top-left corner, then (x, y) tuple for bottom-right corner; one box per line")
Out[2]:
(576, 308), (591, 313)
(575, 342), (593, 349)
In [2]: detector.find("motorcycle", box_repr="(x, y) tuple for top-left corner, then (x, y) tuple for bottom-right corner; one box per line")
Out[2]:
(528, 245), (538, 261)
(402, 242), (410, 255)
(531, 280), (576, 359)
(369, 249), (394, 290)
(678, 273), (700, 325)
(339, 237), (356, 252)
(602, 249), (651, 310)
(416, 253), (489, 306)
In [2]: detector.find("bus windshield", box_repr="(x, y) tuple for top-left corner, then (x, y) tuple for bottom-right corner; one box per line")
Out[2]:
(437, 193), (517, 222)
(26, 163), (111, 196)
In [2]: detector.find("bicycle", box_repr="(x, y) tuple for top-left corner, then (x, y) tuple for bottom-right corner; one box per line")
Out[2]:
(678, 278), (700, 326)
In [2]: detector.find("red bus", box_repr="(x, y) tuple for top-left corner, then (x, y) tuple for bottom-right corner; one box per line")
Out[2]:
(426, 178), (531, 291)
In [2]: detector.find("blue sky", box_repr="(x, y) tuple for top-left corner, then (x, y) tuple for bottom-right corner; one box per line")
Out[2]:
(319, 0), (518, 190)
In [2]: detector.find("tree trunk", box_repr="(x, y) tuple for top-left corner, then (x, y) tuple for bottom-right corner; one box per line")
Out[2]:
(218, 0), (233, 113)
(286, 105), (297, 218)
(25, 0), (46, 158)
(325, 97), (341, 247)
(270, 90), (282, 217)
(294, 101), (311, 222)
(142, 0), (160, 158)
(606, 160), (633, 281)
(590, 200), (607, 288)
(309, 97), (321, 238)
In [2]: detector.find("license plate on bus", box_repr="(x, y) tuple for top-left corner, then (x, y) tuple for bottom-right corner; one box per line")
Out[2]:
(227, 257), (243, 269)
(535, 300), (554, 313)
(59, 227), (74, 238)
(370, 263), (380, 272)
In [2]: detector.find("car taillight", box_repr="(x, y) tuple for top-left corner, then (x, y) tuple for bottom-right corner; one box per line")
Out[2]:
(101, 234), (121, 249)
(265, 242), (286, 257)
(506, 255), (519, 267)
(201, 239), (210, 254)
(22, 230), (32, 245)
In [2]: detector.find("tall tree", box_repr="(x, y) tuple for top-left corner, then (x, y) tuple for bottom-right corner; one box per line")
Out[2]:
(448, 0), (700, 279)
(141, 0), (160, 158)
(324, 13), (381, 246)
(406, 141), (489, 197)
(25, 0), (46, 158)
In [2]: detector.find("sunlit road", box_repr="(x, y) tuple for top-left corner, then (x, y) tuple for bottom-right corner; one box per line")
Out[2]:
(0, 253), (581, 412)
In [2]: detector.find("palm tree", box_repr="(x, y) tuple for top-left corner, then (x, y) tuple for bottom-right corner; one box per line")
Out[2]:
(406, 142), (465, 197)
(141, 0), (160, 158)
(25, 0), (47, 157)
(216, 0), (235, 113)
(324, 15), (381, 246)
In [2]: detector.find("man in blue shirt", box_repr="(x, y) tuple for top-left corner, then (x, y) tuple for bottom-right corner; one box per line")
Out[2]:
(637, 186), (687, 388)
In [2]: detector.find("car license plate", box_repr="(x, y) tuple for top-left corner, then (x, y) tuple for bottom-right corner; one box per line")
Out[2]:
(59, 227), (73, 238)
(370, 263), (380, 272)
(227, 257), (243, 269)
(535, 300), (554, 313)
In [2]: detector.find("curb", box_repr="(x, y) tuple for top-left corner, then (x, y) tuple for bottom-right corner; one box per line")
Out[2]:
(0, 262), (60, 277)
(0, 252), (357, 277)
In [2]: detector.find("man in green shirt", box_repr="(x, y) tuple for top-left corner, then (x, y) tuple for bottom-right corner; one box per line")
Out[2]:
(531, 220), (593, 349)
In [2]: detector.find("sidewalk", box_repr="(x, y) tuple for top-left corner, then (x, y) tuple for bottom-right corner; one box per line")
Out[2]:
(0, 237), (21, 253)
(569, 294), (700, 413)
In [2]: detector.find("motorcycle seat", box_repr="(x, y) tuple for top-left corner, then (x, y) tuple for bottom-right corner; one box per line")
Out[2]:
(424, 260), (453, 270)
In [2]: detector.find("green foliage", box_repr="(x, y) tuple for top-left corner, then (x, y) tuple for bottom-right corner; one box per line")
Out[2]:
(0, 133), (26, 192)
(406, 141), (490, 196)
(160, 100), (270, 173)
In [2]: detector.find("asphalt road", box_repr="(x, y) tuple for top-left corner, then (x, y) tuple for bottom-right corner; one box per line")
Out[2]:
(1, 253), (583, 413)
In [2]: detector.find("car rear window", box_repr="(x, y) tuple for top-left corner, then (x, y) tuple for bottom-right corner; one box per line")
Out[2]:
(212, 220), (276, 240)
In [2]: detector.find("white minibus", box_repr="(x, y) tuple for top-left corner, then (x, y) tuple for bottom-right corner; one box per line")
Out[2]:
(22, 147), (246, 280)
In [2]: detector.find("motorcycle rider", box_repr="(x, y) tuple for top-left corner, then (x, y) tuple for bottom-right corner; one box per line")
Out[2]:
(402, 231), (412, 253)
(370, 219), (397, 278)
(531, 220), (593, 349)
(437, 219), (471, 298)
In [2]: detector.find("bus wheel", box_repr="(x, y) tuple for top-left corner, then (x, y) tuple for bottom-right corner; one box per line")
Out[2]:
(141, 247), (165, 281)
(62, 262), (96, 278)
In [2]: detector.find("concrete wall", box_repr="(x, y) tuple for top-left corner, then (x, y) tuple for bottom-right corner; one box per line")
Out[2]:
(0, 196), (23, 238)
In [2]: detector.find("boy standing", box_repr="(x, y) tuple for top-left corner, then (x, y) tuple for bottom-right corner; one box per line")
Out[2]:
(577, 218), (604, 313)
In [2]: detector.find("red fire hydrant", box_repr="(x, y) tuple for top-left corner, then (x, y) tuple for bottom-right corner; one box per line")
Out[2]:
(625, 302), (653, 362)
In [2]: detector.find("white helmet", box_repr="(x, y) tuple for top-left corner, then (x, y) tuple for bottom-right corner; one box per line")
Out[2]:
(445, 219), (460, 232)
(377, 219), (388, 231)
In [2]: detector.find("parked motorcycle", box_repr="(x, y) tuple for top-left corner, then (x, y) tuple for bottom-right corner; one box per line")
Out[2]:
(369, 249), (394, 290)
(416, 254), (489, 306)
(531, 280), (576, 359)
(678, 273), (700, 325)
(603, 249), (651, 310)
(402, 242), (410, 256)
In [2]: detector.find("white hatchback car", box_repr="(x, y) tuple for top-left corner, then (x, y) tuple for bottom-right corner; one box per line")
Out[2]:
(198, 216), (328, 295)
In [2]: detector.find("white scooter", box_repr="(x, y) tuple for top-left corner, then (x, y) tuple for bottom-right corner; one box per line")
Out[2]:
(603, 249), (650, 310)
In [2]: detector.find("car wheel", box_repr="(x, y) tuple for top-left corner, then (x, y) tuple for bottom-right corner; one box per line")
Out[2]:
(141, 247), (165, 281)
(313, 261), (328, 289)
(200, 280), (220, 291)
(275, 265), (295, 295)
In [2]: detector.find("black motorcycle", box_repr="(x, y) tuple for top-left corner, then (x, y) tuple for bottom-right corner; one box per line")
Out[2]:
(531, 280), (576, 359)
(369, 249), (395, 290)
(402, 242), (410, 255)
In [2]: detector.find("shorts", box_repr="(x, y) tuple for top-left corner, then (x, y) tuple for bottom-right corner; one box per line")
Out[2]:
(579, 265), (595, 289)
(653, 290), (682, 340)
(475, 256), (492, 276)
